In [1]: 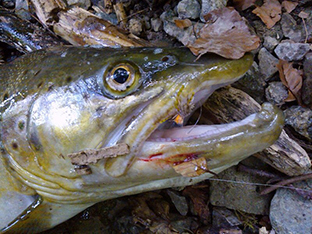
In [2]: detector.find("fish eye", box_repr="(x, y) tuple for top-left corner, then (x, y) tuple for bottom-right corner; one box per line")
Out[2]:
(103, 62), (141, 98)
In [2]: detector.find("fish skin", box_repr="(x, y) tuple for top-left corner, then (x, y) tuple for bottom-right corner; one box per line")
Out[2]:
(0, 47), (283, 233)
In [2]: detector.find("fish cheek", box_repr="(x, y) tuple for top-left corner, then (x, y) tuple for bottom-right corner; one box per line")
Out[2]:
(1, 96), (37, 168)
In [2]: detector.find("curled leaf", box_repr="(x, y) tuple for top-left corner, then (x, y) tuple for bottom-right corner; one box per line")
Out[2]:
(188, 7), (260, 59)
(252, 0), (282, 29)
(277, 60), (303, 103)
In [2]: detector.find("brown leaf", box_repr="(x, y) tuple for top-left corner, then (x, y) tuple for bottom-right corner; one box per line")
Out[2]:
(172, 157), (208, 177)
(174, 18), (192, 29)
(277, 60), (303, 103)
(233, 0), (256, 11)
(183, 186), (210, 225)
(282, 1), (298, 14)
(252, 0), (282, 29)
(188, 7), (260, 59)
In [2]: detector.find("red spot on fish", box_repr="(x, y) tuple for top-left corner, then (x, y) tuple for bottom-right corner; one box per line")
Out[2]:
(139, 153), (163, 162)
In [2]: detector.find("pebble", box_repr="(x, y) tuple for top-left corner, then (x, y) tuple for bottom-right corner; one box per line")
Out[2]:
(151, 18), (163, 32)
(274, 40), (310, 61)
(302, 52), (312, 108)
(281, 13), (304, 42)
(128, 18), (142, 36)
(209, 164), (273, 215)
(200, 0), (227, 22)
(258, 47), (279, 80)
(177, 0), (201, 19)
(265, 82), (288, 105)
(167, 190), (188, 216)
(270, 180), (312, 234)
(232, 62), (266, 103)
(284, 105), (312, 141)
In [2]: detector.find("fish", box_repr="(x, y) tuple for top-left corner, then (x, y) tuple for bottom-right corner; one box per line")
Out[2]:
(0, 46), (284, 233)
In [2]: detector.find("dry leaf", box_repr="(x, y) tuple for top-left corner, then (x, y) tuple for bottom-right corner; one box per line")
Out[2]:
(173, 157), (208, 177)
(188, 7), (260, 59)
(174, 18), (192, 29)
(277, 60), (303, 103)
(252, 0), (282, 29)
(282, 1), (298, 14)
(233, 0), (256, 11)
(183, 186), (210, 225)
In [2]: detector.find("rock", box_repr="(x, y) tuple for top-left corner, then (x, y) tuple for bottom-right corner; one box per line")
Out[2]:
(281, 13), (304, 42)
(284, 106), (312, 141)
(253, 20), (283, 52)
(167, 190), (189, 216)
(209, 162), (273, 215)
(200, 0), (227, 22)
(302, 52), (312, 108)
(274, 40), (310, 61)
(258, 47), (279, 80)
(265, 82), (288, 105)
(212, 206), (242, 228)
(232, 62), (266, 103)
(270, 180), (312, 234)
(263, 36), (280, 52)
(177, 0), (200, 19)
(151, 18), (163, 32)
(170, 216), (198, 233)
(161, 10), (200, 45)
(128, 18), (143, 36)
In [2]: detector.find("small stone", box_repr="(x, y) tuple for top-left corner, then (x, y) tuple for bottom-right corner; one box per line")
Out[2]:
(209, 165), (273, 215)
(263, 36), (279, 51)
(200, 0), (227, 22)
(177, 0), (200, 19)
(167, 190), (188, 216)
(258, 47), (279, 80)
(151, 18), (163, 32)
(212, 207), (242, 228)
(265, 82), (288, 105)
(284, 106), (312, 141)
(274, 40), (310, 61)
(128, 18), (142, 36)
(67, 0), (91, 9)
(302, 52), (312, 108)
(270, 180), (312, 234)
(281, 13), (304, 42)
(232, 62), (266, 103)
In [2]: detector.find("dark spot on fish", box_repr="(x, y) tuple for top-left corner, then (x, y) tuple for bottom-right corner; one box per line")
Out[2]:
(48, 83), (54, 91)
(37, 81), (43, 89)
(29, 131), (42, 151)
(83, 93), (90, 100)
(162, 56), (169, 62)
(66, 76), (72, 83)
(3, 92), (9, 101)
(33, 69), (42, 77)
(18, 121), (25, 131)
(12, 142), (18, 150)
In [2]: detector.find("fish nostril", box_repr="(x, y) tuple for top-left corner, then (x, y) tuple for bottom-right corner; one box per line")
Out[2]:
(3, 92), (9, 101)
(18, 121), (25, 131)
(162, 56), (169, 62)
(12, 142), (18, 150)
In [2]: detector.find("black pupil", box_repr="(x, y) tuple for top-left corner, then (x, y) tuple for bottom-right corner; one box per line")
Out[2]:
(113, 68), (129, 84)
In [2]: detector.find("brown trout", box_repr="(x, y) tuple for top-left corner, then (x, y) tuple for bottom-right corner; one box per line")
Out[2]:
(0, 47), (283, 233)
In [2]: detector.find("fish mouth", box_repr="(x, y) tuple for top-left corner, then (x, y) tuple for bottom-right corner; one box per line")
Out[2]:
(136, 102), (284, 171)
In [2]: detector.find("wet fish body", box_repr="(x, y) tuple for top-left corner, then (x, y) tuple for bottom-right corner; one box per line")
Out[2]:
(0, 47), (283, 233)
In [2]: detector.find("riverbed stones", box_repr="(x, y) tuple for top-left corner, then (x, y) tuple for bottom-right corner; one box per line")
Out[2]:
(274, 40), (310, 61)
(302, 52), (312, 108)
(209, 162), (273, 215)
(270, 180), (312, 234)
(265, 82), (288, 105)
(177, 0), (200, 19)
(284, 105), (312, 141)
(258, 47), (279, 80)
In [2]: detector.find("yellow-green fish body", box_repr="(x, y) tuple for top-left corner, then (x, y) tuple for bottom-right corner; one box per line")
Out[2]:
(0, 47), (283, 233)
